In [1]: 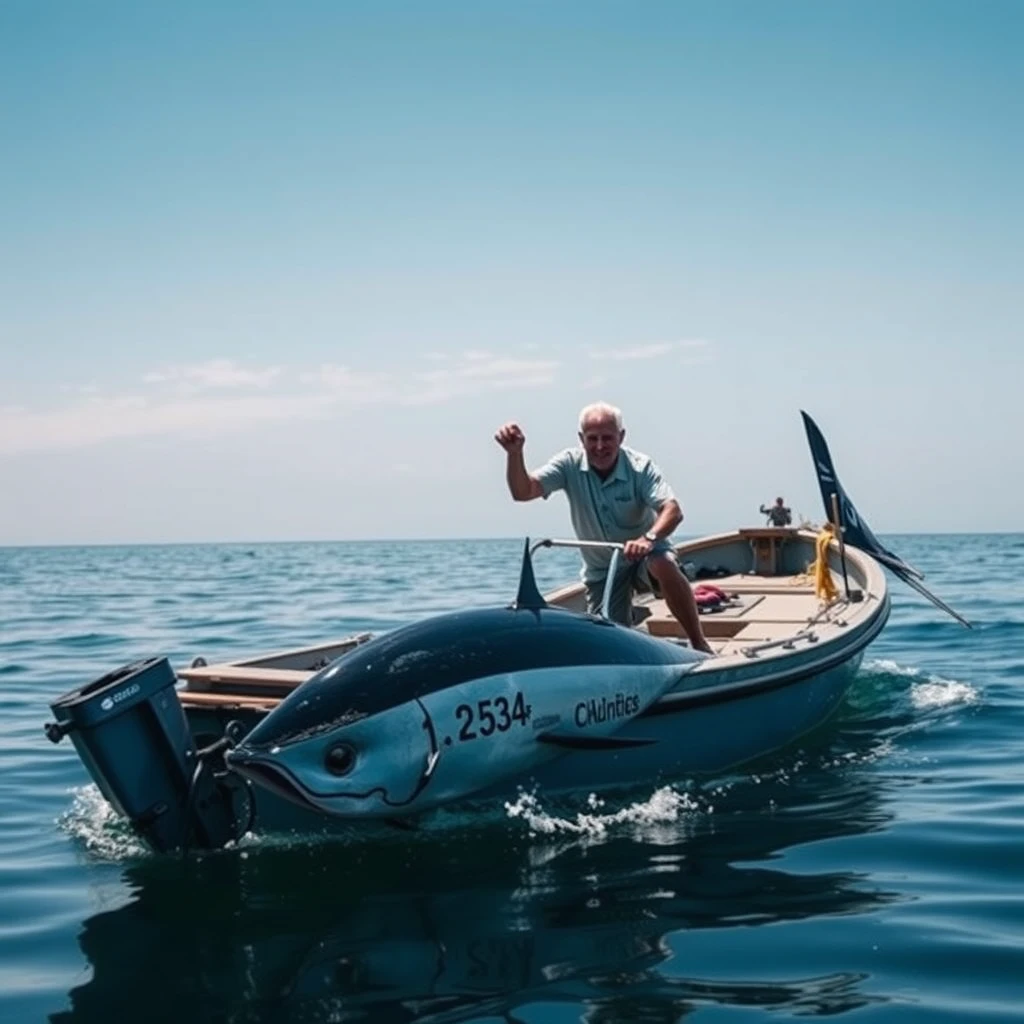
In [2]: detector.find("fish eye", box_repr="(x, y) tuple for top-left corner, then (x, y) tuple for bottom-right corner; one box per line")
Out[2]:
(325, 743), (357, 776)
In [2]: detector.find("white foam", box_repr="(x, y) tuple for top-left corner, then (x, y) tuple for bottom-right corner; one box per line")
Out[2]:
(911, 679), (979, 710)
(818, 737), (899, 769)
(863, 658), (924, 679)
(58, 785), (149, 861)
(504, 785), (703, 838)
(863, 658), (979, 710)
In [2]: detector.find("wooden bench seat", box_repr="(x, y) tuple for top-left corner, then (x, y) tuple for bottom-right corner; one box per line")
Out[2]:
(179, 665), (312, 691)
(694, 573), (815, 594)
(179, 689), (283, 710)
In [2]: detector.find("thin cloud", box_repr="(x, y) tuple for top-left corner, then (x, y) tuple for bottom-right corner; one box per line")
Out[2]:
(408, 355), (558, 404)
(0, 352), (561, 456)
(589, 339), (711, 362)
(143, 358), (282, 393)
(307, 354), (558, 406)
(392, 460), (474, 482)
(302, 364), (399, 404)
(456, 356), (556, 383)
(0, 392), (331, 455)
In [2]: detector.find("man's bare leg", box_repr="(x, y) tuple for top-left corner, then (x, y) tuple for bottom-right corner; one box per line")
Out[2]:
(647, 555), (714, 655)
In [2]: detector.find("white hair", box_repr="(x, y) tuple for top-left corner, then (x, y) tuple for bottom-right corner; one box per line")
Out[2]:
(578, 402), (623, 432)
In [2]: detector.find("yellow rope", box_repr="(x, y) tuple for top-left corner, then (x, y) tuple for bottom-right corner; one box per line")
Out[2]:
(811, 523), (840, 603)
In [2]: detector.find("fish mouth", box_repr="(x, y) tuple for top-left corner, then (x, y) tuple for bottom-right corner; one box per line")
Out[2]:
(226, 752), (323, 813)
(225, 698), (442, 817)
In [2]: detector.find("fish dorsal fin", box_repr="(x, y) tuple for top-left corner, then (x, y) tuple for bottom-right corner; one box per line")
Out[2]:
(514, 539), (548, 610)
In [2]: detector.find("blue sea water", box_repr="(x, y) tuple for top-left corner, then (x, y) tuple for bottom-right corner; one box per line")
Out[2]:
(0, 534), (1021, 1023)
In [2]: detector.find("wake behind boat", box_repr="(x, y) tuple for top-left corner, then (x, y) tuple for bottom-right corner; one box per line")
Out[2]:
(43, 413), (969, 854)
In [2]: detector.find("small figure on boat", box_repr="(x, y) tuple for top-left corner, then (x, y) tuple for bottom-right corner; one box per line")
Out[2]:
(760, 496), (792, 527)
(494, 402), (714, 654)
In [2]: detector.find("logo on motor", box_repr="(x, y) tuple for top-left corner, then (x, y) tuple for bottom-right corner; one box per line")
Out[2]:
(99, 682), (141, 712)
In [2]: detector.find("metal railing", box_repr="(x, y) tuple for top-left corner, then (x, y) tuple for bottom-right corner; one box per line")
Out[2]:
(530, 538), (625, 621)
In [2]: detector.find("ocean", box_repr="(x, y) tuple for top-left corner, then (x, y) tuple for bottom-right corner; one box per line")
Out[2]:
(1, 534), (1021, 1023)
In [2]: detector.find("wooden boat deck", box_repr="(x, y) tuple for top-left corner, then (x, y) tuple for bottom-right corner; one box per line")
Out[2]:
(636, 572), (844, 656)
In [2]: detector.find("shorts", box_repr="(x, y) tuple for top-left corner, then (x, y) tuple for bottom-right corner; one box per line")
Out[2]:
(584, 547), (674, 625)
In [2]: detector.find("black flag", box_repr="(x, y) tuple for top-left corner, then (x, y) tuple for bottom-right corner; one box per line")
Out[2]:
(801, 411), (971, 628)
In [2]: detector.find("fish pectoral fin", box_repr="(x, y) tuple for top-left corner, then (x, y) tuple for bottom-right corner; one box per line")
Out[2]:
(536, 732), (656, 750)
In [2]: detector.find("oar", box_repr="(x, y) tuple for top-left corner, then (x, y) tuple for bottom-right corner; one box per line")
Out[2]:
(890, 569), (973, 629)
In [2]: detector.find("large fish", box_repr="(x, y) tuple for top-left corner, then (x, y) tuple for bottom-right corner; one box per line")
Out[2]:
(225, 547), (705, 819)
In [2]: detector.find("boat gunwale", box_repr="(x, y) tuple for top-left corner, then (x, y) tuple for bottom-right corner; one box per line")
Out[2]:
(642, 590), (890, 716)
(176, 527), (890, 714)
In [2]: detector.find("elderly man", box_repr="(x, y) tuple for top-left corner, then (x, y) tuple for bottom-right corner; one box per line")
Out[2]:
(494, 402), (713, 654)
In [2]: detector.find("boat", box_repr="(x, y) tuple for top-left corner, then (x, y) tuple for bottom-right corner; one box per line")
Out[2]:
(44, 412), (969, 854)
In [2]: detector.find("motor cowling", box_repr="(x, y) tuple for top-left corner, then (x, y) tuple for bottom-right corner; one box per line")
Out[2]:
(46, 656), (238, 854)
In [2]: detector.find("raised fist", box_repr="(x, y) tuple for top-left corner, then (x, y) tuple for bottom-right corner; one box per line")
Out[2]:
(494, 422), (526, 453)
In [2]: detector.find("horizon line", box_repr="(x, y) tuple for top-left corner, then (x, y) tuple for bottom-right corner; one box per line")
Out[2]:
(1, 528), (1020, 551)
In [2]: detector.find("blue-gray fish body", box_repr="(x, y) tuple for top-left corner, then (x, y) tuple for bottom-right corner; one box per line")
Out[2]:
(225, 605), (703, 818)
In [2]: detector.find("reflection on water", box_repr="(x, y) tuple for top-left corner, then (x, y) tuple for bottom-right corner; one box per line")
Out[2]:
(51, 755), (899, 1024)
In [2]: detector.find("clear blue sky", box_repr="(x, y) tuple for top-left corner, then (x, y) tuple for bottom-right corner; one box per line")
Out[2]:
(1, 1), (1020, 544)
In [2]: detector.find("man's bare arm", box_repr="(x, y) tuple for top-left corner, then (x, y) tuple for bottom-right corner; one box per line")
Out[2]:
(494, 422), (544, 501)
(646, 499), (683, 540)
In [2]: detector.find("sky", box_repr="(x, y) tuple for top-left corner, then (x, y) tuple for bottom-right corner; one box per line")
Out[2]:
(0, 1), (1021, 545)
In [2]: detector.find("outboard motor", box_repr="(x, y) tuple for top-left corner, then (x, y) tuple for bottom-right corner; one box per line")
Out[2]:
(45, 656), (240, 854)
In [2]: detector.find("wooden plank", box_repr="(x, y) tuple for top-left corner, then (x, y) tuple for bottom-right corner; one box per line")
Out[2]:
(231, 633), (373, 670)
(647, 615), (746, 639)
(731, 621), (802, 642)
(179, 665), (311, 689)
(744, 594), (822, 623)
(694, 573), (815, 595)
(646, 593), (765, 621)
(179, 690), (282, 709)
(707, 594), (765, 618)
(736, 527), (802, 540)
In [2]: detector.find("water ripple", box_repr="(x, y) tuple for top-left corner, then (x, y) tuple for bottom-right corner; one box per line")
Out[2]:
(1, 535), (1022, 1023)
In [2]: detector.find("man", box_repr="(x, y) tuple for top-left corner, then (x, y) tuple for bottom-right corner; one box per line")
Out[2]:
(494, 402), (714, 655)
(760, 497), (792, 527)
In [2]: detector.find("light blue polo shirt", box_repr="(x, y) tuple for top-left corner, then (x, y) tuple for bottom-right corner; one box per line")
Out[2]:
(533, 446), (676, 583)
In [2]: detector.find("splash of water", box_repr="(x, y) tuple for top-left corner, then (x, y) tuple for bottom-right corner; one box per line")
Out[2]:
(864, 658), (929, 679)
(58, 785), (150, 862)
(910, 679), (979, 710)
(863, 658), (979, 710)
(504, 785), (704, 838)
